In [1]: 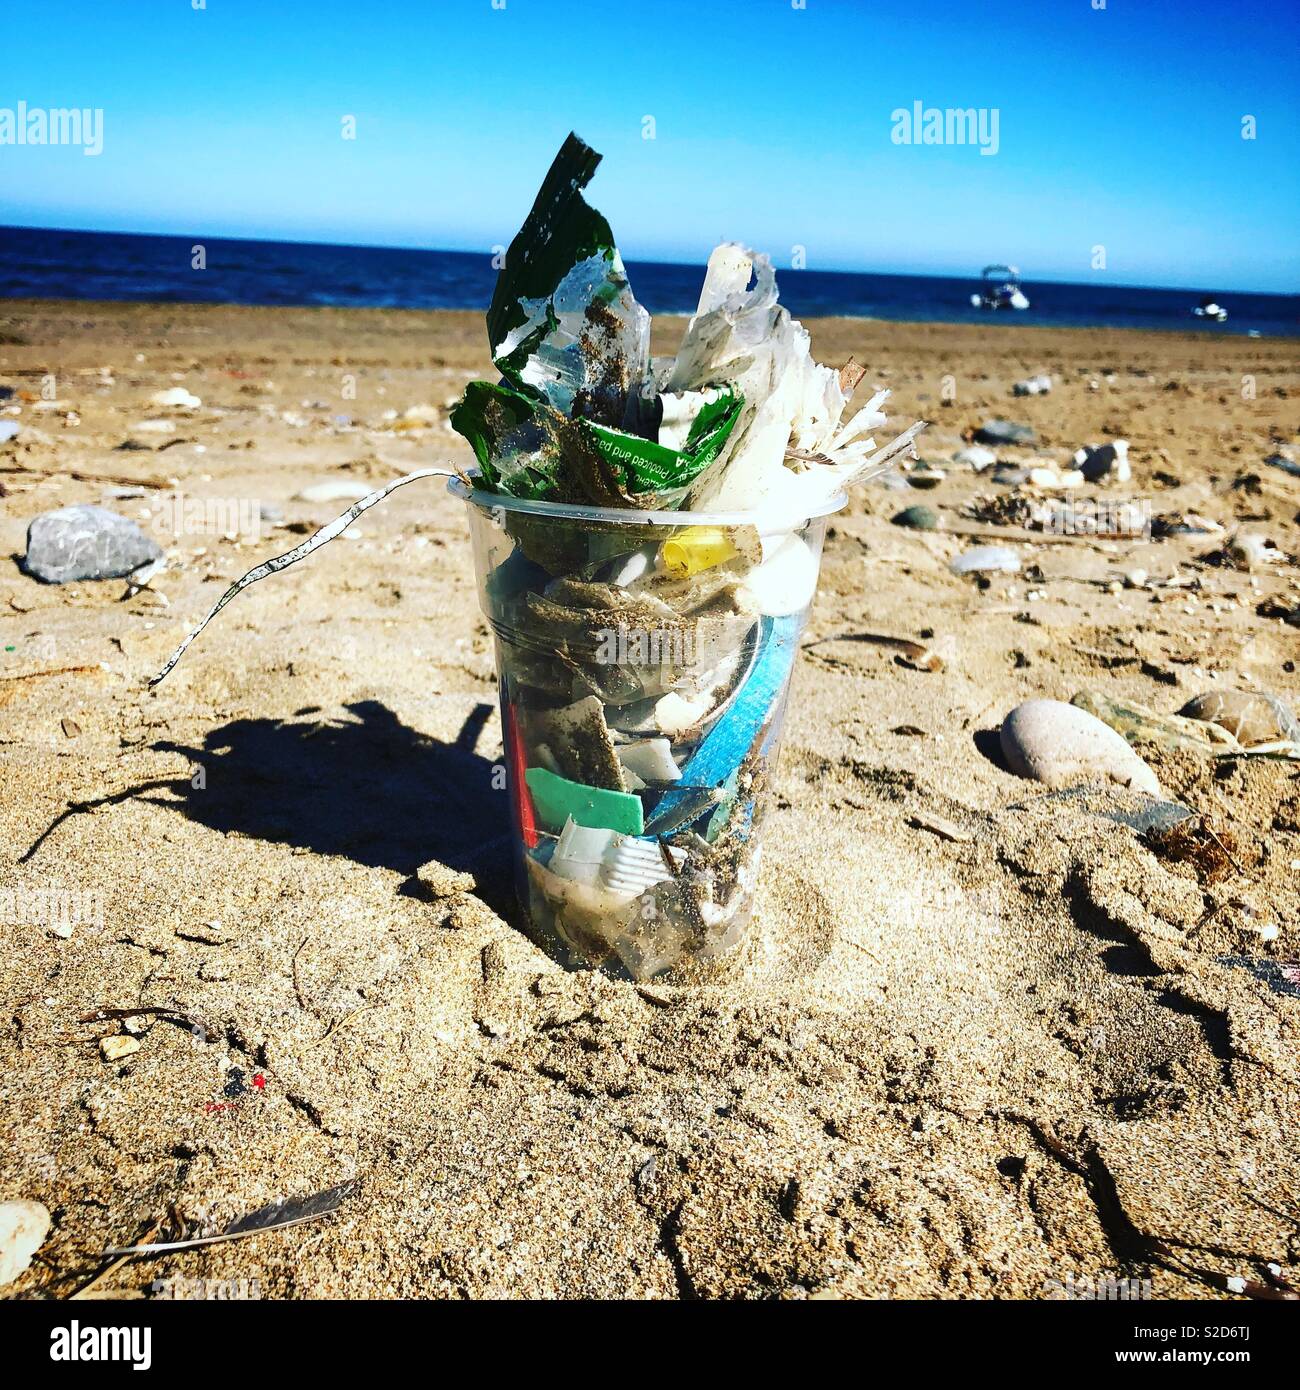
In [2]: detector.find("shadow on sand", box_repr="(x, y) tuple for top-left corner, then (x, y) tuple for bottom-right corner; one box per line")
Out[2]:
(145, 699), (516, 918)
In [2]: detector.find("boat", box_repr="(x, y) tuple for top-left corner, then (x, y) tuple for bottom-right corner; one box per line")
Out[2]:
(970, 264), (1029, 311)
(1192, 295), (1228, 323)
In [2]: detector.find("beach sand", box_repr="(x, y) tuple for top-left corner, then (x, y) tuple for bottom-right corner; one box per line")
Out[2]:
(1, 299), (1297, 1299)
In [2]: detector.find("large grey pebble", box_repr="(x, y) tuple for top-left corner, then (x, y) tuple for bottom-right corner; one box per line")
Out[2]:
(1178, 690), (1299, 747)
(0, 1200), (51, 1287)
(975, 418), (1037, 447)
(22, 504), (163, 584)
(1000, 699), (1161, 795)
(951, 545), (1020, 575)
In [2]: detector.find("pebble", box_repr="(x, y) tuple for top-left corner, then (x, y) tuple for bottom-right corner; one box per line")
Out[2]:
(22, 504), (163, 584)
(904, 465), (945, 489)
(892, 504), (938, 530)
(1012, 373), (1052, 396)
(1000, 699), (1161, 795)
(1027, 465), (1084, 489)
(295, 481), (374, 503)
(1178, 690), (1300, 747)
(100, 1035), (141, 1062)
(991, 464), (1030, 486)
(0, 420), (19, 444)
(0, 1200), (51, 1288)
(150, 386), (201, 410)
(954, 445), (996, 471)
(975, 418), (1037, 447)
(132, 418), (176, 434)
(950, 545), (1020, 575)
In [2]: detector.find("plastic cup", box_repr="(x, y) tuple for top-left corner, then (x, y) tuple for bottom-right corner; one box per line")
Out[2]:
(450, 475), (844, 980)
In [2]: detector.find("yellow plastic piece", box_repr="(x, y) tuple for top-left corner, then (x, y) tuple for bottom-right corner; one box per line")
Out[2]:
(661, 526), (738, 578)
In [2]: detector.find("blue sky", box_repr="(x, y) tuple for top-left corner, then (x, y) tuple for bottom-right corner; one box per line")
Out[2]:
(2, 0), (1297, 291)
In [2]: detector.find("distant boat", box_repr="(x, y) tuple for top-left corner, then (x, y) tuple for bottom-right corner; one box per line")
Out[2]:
(971, 264), (1029, 311)
(1192, 295), (1228, 323)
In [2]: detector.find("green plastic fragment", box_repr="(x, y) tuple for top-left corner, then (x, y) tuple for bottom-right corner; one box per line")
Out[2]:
(525, 766), (645, 835)
(448, 380), (561, 499)
(487, 133), (609, 387)
(450, 379), (743, 506)
(584, 387), (743, 495)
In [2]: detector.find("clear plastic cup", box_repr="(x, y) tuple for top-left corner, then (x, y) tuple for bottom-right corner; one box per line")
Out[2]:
(450, 475), (844, 981)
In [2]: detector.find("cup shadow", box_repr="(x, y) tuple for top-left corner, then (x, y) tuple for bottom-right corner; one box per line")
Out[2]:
(147, 699), (516, 918)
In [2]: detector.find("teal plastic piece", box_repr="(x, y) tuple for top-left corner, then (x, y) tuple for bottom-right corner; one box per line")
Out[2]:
(524, 766), (645, 836)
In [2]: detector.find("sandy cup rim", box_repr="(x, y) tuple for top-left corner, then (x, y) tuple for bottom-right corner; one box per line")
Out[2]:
(446, 472), (848, 531)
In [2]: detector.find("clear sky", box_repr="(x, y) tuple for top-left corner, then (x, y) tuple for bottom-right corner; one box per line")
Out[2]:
(2, 0), (1297, 291)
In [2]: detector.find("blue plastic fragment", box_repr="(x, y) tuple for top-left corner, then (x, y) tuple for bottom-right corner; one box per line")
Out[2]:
(644, 613), (799, 835)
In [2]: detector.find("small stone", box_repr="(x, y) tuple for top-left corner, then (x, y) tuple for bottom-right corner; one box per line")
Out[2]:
(1178, 690), (1300, 747)
(295, 481), (373, 503)
(22, 504), (163, 584)
(0, 420), (20, 444)
(1012, 374), (1052, 396)
(0, 1200), (51, 1288)
(150, 387), (201, 410)
(1124, 569), (1148, 589)
(950, 545), (1020, 576)
(954, 445), (996, 471)
(904, 465), (945, 489)
(100, 1035), (141, 1062)
(1000, 699), (1161, 795)
(991, 464), (1030, 486)
(414, 861), (477, 900)
(975, 419), (1037, 447)
(122, 1014), (153, 1035)
(892, 505), (938, 530)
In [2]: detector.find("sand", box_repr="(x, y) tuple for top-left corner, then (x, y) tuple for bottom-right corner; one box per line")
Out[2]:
(1, 299), (1297, 1300)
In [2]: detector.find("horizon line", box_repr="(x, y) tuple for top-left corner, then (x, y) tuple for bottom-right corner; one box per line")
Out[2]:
(3, 221), (1296, 301)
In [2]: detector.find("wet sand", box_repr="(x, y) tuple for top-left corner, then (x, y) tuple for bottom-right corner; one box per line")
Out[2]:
(1, 299), (1298, 1299)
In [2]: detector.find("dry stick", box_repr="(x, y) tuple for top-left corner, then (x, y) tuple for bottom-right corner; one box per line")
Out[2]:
(942, 521), (1129, 547)
(0, 663), (106, 682)
(150, 467), (454, 686)
(1202, 821), (1245, 876)
(68, 1219), (164, 1301)
(0, 462), (172, 489)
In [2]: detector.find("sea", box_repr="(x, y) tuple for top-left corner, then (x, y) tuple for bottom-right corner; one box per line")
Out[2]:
(1, 226), (1296, 338)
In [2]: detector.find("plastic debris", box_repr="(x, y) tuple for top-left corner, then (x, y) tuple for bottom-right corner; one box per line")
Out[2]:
(950, 545), (1021, 575)
(525, 766), (646, 835)
(451, 134), (922, 516)
(1073, 439), (1131, 483)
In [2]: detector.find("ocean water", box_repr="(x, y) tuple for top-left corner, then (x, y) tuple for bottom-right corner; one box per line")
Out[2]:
(1, 225), (1296, 338)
